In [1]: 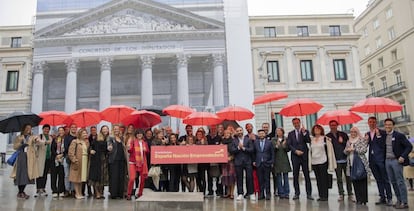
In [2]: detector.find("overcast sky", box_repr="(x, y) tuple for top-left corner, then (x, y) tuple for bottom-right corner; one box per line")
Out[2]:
(0, 0), (369, 26)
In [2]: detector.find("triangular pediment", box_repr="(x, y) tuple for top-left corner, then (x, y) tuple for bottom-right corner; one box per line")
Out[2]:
(36, 0), (224, 38)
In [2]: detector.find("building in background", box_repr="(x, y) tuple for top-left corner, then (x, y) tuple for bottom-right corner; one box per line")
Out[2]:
(31, 0), (254, 130)
(0, 25), (34, 152)
(250, 14), (367, 132)
(354, 0), (414, 136)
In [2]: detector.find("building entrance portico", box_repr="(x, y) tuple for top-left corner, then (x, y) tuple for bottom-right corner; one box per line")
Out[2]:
(32, 0), (229, 115)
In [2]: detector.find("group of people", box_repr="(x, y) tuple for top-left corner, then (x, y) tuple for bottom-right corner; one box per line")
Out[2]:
(10, 114), (414, 209)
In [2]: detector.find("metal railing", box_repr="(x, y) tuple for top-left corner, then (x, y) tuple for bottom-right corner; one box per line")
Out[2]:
(366, 81), (406, 98)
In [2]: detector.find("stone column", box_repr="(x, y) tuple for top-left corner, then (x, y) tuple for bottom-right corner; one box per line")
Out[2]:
(140, 55), (155, 107)
(176, 54), (191, 106)
(31, 61), (46, 114)
(64, 59), (79, 113)
(212, 53), (225, 107)
(99, 57), (113, 110)
(318, 47), (328, 88)
(351, 46), (363, 88)
(285, 47), (295, 89)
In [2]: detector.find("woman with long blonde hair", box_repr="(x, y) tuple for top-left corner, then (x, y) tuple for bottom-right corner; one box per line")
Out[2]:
(88, 125), (110, 199)
(68, 129), (90, 199)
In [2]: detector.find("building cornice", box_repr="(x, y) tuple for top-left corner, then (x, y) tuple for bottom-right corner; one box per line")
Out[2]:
(34, 30), (225, 47)
(251, 35), (360, 43)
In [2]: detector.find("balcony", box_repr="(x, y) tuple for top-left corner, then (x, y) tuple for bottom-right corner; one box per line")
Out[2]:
(366, 81), (406, 98)
(378, 115), (411, 127)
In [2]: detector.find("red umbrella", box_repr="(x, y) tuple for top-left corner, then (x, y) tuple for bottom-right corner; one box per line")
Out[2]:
(65, 109), (102, 128)
(121, 110), (161, 128)
(162, 104), (194, 119)
(216, 105), (254, 121)
(280, 98), (323, 117)
(39, 110), (68, 126)
(350, 97), (402, 113)
(183, 112), (222, 126)
(316, 110), (363, 125)
(252, 92), (288, 105)
(101, 105), (135, 123)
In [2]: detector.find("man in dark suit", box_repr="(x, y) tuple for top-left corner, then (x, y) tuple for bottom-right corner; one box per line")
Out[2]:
(383, 118), (412, 209)
(253, 129), (274, 200)
(366, 116), (393, 206)
(231, 127), (255, 201)
(287, 118), (313, 200)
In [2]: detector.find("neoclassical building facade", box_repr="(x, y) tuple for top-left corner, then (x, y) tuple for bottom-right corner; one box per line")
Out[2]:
(250, 14), (368, 132)
(32, 0), (254, 117)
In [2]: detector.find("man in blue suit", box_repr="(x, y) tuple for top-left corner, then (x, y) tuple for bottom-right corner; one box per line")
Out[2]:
(231, 127), (255, 201)
(253, 129), (274, 200)
(287, 118), (313, 200)
(366, 116), (393, 206)
(383, 118), (412, 209)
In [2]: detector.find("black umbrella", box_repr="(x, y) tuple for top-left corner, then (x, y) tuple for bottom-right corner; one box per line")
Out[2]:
(0, 111), (42, 133)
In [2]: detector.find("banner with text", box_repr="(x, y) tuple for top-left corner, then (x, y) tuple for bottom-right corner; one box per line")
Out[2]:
(151, 145), (228, 164)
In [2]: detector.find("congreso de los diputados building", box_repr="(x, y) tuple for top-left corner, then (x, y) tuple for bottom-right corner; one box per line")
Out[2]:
(31, 0), (254, 119)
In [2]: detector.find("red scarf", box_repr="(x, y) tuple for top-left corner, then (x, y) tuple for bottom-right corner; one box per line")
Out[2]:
(133, 139), (148, 177)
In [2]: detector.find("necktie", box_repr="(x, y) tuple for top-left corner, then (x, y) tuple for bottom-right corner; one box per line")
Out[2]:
(296, 129), (299, 141)
(260, 140), (264, 151)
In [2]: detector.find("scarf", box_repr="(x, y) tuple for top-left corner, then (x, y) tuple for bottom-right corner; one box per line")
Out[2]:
(134, 139), (148, 177)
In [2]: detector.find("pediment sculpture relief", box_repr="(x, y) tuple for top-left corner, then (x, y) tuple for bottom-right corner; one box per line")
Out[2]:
(64, 12), (196, 36)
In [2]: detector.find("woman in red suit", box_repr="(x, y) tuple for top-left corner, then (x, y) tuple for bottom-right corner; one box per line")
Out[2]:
(126, 129), (149, 200)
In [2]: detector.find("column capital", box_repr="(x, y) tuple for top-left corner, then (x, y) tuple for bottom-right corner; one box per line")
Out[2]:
(99, 57), (113, 71)
(32, 61), (47, 74)
(212, 53), (225, 67)
(65, 58), (80, 73)
(140, 55), (155, 69)
(176, 54), (191, 67)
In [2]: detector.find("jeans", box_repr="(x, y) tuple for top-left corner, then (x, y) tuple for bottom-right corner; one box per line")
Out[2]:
(385, 159), (408, 204)
(335, 162), (353, 196)
(63, 157), (73, 192)
(276, 172), (290, 197)
(370, 160), (392, 200)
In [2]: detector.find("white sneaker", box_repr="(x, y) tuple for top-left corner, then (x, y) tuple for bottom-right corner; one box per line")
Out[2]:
(59, 192), (64, 198)
(52, 193), (58, 198)
(250, 194), (256, 201)
(236, 194), (243, 201)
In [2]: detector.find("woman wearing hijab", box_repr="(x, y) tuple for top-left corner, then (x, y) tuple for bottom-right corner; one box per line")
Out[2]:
(344, 126), (370, 205)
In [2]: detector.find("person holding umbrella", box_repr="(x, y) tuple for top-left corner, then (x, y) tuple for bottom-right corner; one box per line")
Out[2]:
(11, 124), (40, 199)
(287, 118), (313, 200)
(366, 117), (393, 206)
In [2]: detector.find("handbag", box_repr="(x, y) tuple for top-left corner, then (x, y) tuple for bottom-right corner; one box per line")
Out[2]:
(409, 157), (414, 167)
(7, 150), (20, 166)
(327, 174), (333, 189)
(350, 154), (367, 181)
(148, 166), (161, 177)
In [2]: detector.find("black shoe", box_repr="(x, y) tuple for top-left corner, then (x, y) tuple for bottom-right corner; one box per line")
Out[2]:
(265, 196), (271, 200)
(317, 198), (328, 201)
(293, 195), (299, 200)
(258, 196), (265, 200)
(386, 200), (393, 206)
(307, 195), (314, 200)
(244, 194), (249, 199)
